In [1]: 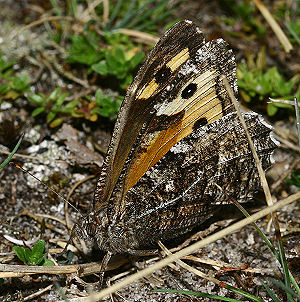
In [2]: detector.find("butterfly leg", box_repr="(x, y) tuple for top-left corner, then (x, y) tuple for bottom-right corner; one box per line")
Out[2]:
(98, 251), (113, 286)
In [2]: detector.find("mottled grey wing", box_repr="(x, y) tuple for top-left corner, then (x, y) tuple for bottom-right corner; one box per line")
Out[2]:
(93, 20), (237, 214)
(113, 112), (277, 249)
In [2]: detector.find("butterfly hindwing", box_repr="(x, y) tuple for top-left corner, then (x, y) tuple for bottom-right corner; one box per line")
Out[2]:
(112, 112), (277, 248)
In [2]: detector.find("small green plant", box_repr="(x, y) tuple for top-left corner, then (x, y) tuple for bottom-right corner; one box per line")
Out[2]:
(13, 239), (54, 266)
(79, 88), (123, 120)
(67, 30), (144, 90)
(67, 33), (104, 66)
(237, 49), (300, 116)
(0, 54), (30, 100)
(92, 47), (144, 89)
(27, 87), (78, 128)
(27, 87), (122, 126)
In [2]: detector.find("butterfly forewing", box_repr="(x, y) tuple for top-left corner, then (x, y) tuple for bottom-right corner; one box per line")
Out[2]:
(94, 21), (239, 214)
(124, 38), (238, 194)
(93, 21), (208, 211)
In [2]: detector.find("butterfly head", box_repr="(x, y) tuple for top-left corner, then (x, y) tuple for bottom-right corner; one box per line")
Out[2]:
(73, 208), (109, 248)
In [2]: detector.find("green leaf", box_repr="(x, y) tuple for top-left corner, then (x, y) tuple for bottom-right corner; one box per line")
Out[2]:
(95, 88), (103, 105)
(56, 92), (68, 106)
(128, 52), (144, 69)
(0, 56), (15, 73)
(67, 35), (103, 66)
(13, 246), (27, 263)
(0, 83), (10, 95)
(28, 254), (44, 266)
(47, 111), (56, 122)
(31, 240), (45, 259)
(272, 102), (293, 109)
(92, 61), (108, 75)
(31, 106), (46, 117)
(64, 99), (79, 109)
(27, 240), (45, 265)
(50, 117), (64, 128)
(43, 258), (55, 266)
(27, 94), (46, 105)
(49, 87), (62, 101)
(24, 247), (32, 262)
(11, 75), (30, 92)
(115, 47), (126, 63)
(267, 103), (278, 116)
(106, 52), (122, 72)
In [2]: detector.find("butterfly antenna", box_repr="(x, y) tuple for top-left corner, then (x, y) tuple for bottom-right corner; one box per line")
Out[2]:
(11, 162), (81, 214)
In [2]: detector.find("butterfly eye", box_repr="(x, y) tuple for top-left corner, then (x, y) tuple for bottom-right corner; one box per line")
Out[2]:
(155, 65), (172, 84)
(181, 83), (197, 99)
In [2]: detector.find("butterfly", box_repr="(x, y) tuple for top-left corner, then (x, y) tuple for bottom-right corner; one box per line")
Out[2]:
(72, 20), (277, 280)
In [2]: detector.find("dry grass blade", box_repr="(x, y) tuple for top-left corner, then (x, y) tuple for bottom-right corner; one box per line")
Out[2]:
(252, 0), (293, 52)
(222, 76), (273, 206)
(81, 0), (105, 23)
(0, 257), (128, 278)
(22, 284), (53, 302)
(158, 241), (222, 285)
(116, 28), (159, 45)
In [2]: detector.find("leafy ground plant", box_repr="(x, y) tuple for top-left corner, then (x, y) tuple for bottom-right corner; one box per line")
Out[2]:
(13, 239), (54, 266)
(0, 54), (30, 100)
(237, 48), (300, 116)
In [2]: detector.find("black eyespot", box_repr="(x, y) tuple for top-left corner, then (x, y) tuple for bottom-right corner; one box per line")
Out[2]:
(155, 65), (172, 84)
(193, 118), (208, 130)
(181, 83), (197, 99)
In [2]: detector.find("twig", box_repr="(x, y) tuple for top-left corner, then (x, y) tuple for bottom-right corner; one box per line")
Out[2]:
(23, 284), (53, 302)
(182, 255), (269, 275)
(269, 97), (300, 107)
(47, 55), (89, 88)
(103, 0), (109, 25)
(274, 133), (300, 153)
(21, 210), (66, 236)
(0, 256), (128, 278)
(14, 16), (74, 39)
